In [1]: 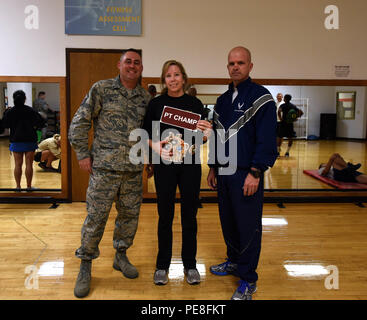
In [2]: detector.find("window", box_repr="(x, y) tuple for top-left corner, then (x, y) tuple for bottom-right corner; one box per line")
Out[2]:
(336, 91), (356, 120)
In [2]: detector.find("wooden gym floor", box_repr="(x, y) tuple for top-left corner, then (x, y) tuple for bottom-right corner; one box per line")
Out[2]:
(0, 201), (367, 300)
(1, 138), (367, 300)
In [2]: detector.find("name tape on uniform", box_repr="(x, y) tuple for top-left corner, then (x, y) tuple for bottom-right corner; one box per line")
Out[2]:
(160, 106), (201, 131)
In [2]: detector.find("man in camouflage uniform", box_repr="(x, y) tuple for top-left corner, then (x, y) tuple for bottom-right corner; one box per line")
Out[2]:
(68, 49), (151, 298)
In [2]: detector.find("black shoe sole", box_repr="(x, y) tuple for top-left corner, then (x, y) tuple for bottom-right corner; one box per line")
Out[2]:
(74, 288), (90, 298)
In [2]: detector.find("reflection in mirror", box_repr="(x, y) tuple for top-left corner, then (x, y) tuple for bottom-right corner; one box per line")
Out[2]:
(0, 82), (61, 192)
(265, 85), (367, 190)
(145, 83), (367, 193)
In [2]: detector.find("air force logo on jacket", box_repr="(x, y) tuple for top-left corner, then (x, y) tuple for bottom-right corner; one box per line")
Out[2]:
(236, 102), (245, 111)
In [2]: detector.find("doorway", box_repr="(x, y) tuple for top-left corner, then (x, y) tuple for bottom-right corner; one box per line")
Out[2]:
(66, 49), (126, 201)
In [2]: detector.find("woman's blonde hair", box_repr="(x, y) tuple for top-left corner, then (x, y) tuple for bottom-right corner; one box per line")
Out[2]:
(160, 60), (189, 95)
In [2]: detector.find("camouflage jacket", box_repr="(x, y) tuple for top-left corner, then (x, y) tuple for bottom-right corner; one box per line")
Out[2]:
(68, 75), (151, 171)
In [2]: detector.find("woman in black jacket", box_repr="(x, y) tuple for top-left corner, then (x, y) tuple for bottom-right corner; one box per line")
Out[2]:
(2, 90), (46, 191)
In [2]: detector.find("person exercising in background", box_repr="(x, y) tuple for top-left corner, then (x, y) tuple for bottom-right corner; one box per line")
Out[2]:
(2, 90), (46, 191)
(187, 87), (197, 97)
(34, 134), (61, 172)
(277, 94), (303, 157)
(148, 85), (157, 98)
(275, 93), (284, 151)
(33, 91), (53, 140)
(275, 93), (284, 121)
(318, 153), (367, 183)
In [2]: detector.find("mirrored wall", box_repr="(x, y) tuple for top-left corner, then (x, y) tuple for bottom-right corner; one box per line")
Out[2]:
(0, 77), (67, 198)
(144, 81), (367, 195)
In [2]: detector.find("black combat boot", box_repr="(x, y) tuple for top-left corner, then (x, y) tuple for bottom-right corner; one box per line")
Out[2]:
(113, 251), (138, 279)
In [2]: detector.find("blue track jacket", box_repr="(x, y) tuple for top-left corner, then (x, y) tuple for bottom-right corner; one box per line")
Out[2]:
(209, 77), (277, 172)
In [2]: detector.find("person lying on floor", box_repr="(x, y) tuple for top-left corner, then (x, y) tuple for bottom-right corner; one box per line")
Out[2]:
(318, 153), (367, 184)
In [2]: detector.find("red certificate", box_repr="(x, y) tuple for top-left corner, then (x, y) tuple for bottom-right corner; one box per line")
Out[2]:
(160, 106), (201, 131)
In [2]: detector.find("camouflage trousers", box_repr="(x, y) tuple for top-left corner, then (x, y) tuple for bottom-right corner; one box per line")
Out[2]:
(75, 168), (143, 260)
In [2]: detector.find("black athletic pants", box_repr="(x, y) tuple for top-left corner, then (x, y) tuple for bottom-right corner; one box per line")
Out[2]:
(153, 163), (201, 270)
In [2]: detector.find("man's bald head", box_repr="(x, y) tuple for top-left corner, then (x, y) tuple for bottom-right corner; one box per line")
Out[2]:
(228, 46), (252, 63)
(227, 46), (253, 86)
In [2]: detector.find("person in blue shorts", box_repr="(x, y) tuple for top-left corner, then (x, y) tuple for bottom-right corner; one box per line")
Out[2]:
(2, 90), (46, 191)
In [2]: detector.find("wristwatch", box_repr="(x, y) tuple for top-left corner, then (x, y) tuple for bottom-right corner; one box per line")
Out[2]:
(249, 168), (261, 179)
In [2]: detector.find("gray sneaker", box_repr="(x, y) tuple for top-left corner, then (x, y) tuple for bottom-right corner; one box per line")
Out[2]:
(184, 268), (201, 285)
(74, 260), (91, 298)
(154, 269), (168, 285)
(231, 280), (257, 300)
(113, 251), (138, 279)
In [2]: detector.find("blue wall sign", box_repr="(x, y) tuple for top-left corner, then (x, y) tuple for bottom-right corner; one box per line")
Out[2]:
(65, 0), (141, 36)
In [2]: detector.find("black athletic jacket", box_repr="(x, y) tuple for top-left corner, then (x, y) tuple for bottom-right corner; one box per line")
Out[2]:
(2, 104), (46, 143)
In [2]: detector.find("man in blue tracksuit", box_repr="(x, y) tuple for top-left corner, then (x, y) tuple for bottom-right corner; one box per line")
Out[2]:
(207, 46), (277, 300)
